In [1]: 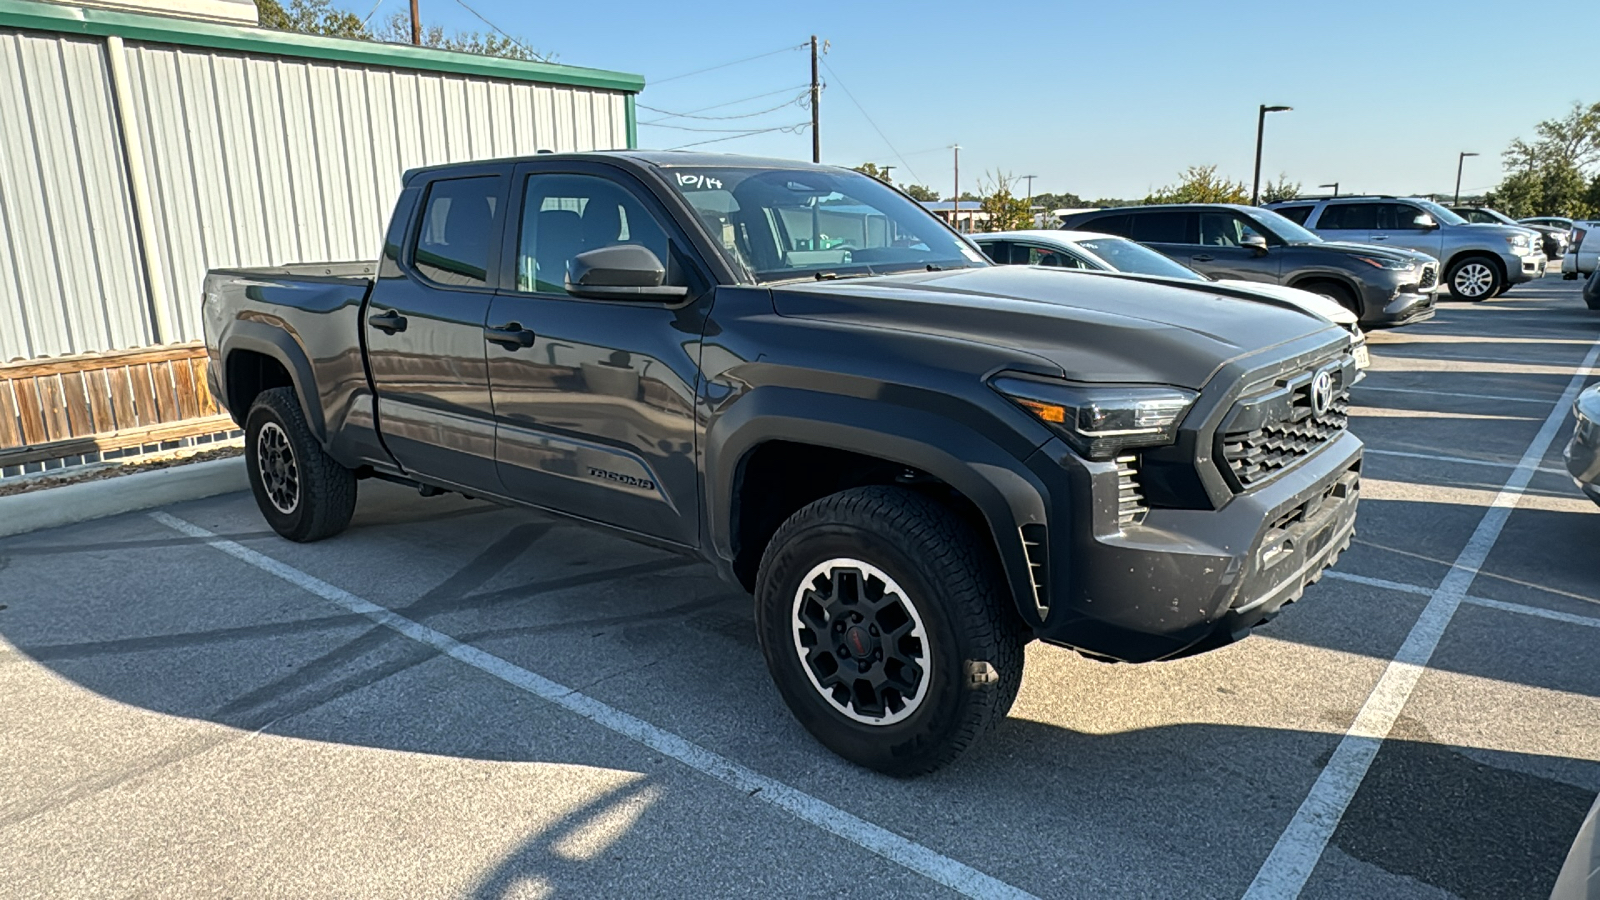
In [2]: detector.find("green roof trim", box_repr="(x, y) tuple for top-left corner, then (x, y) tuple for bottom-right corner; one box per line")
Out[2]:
(0, 0), (644, 93)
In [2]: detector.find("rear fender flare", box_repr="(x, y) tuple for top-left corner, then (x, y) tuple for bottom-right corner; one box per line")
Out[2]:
(221, 319), (326, 444)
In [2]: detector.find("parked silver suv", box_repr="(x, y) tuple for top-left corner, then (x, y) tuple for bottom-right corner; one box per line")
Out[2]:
(1269, 197), (1545, 301)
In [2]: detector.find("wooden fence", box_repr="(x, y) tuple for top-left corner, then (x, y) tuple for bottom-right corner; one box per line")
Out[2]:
(0, 343), (237, 472)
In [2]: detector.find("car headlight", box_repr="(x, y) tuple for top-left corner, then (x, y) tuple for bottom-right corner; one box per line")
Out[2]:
(991, 377), (1197, 459)
(1507, 234), (1530, 247)
(1353, 255), (1416, 271)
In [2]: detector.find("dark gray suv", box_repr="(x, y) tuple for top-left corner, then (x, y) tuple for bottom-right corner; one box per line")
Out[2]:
(1058, 204), (1439, 327)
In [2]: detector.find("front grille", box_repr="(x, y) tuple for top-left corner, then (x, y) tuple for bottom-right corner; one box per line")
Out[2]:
(1220, 363), (1350, 490)
(1115, 454), (1147, 527)
(1418, 264), (1437, 289)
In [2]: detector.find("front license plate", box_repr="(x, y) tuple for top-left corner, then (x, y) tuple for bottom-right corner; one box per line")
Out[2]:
(1354, 344), (1371, 369)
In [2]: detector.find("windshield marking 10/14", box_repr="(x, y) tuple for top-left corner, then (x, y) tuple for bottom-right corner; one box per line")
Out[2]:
(662, 166), (983, 283)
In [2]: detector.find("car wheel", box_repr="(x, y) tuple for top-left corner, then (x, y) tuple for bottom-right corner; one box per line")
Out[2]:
(1308, 282), (1359, 315)
(244, 387), (357, 542)
(1446, 256), (1503, 301)
(755, 486), (1026, 776)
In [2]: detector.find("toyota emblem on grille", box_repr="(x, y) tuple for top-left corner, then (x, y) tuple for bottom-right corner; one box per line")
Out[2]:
(1311, 370), (1335, 416)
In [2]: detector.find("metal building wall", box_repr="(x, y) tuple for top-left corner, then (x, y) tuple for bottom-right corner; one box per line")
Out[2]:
(0, 29), (154, 363)
(0, 13), (632, 364)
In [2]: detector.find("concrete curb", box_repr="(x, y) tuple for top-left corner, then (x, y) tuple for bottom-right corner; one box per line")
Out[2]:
(0, 457), (248, 538)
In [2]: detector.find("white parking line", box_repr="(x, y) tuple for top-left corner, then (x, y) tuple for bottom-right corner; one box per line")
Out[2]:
(148, 511), (1037, 900)
(1324, 571), (1600, 631)
(1354, 385), (1551, 405)
(1243, 336), (1600, 900)
(1363, 448), (1569, 476)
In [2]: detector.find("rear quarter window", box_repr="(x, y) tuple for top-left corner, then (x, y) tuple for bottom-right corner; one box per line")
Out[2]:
(1273, 205), (1314, 225)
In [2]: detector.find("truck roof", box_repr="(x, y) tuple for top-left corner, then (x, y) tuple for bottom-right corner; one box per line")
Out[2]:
(404, 150), (837, 183)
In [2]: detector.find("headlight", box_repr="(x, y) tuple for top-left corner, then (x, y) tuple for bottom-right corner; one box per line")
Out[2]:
(991, 377), (1197, 459)
(1353, 255), (1416, 271)
(1507, 234), (1530, 247)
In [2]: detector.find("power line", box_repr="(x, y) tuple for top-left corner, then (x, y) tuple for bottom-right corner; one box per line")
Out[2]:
(650, 43), (808, 86)
(645, 119), (808, 133)
(639, 93), (808, 126)
(818, 58), (920, 183)
(360, 0), (386, 25)
(637, 84), (810, 123)
(450, 0), (545, 60)
(668, 123), (810, 151)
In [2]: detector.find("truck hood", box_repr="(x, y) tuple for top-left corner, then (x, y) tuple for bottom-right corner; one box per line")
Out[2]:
(771, 266), (1340, 389)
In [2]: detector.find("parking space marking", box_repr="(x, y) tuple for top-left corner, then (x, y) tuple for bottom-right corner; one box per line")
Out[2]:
(1354, 385), (1552, 405)
(1325, 571), (1600, 631)
(1363, 448), (1567, 476)
(1243, 337), (1600, 900)
(147, 511), (1037, 900)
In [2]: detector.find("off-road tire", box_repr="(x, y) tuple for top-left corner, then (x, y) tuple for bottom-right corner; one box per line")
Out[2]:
(244, 387), (357, 542)
(754, 486), (1026, 776)
(1446, 255), (1504, 301)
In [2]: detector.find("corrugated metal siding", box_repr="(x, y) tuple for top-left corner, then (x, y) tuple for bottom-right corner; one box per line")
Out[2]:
(0, 26), (629, 363)
(0, 30), (153, 363)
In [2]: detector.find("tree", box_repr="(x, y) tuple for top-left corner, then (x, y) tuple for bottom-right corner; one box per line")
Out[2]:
(255, 0), (368, 39)
(851, 163), (894, 185)
(976, 171), (1033, 233)
(945, 191), (981, 202)
(902, 184), (939, 202)
(1031, 191), (1086, 211)
(1495, 100), (1600, 218)
(1260, 174), (1301, 204)
(1144, 165), (1250, 204)
(374, 12), (549, 61)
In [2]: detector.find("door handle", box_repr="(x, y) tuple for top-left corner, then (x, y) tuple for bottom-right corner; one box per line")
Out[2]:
(1370, 235), (1389, 241)
(368, 310), (407, 334)
(484, 323), (536, 350)
(1191, 254), (1215, 262)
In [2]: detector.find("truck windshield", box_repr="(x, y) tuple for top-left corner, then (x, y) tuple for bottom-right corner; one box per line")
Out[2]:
(1076, 237), (1205, 281)
(660, 166), (986, 282)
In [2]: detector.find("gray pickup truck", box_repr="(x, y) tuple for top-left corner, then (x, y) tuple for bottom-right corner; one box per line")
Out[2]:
(203, 152), (1363, 774)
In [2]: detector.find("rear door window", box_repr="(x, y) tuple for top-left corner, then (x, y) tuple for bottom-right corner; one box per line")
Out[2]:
(412, 176), (504, 288)
(1315, 203), (1379, 231)
(1128, 211), (1193, 244)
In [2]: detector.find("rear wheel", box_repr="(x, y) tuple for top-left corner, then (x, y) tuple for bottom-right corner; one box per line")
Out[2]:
(755, 486), (1025, 776)
(244, 387), (357, 542)
(1446, 256), (1503, 301)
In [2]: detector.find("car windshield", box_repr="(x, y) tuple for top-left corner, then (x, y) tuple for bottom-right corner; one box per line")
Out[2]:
(1412, 199), (1468, 226)
(660, 166), (985, 282)
(1242, 208), (1324, 244)
(1075, 237), (1205, 281)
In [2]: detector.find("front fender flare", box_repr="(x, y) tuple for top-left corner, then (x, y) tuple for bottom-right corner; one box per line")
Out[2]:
(705, 386), (1053, 626)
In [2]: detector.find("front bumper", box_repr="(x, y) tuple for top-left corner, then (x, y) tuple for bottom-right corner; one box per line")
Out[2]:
(1026, 430), (1363, 662)
(1361, 283), (1436, 328)
(1504, 249), (1545, 283)
(1565, 395), (1600, 507)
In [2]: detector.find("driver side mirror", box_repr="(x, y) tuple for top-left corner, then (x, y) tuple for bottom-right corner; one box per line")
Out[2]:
(566, 244), (689, 300)
(1241, 234), (1270, 255)
(1413, 214), (1439, 231)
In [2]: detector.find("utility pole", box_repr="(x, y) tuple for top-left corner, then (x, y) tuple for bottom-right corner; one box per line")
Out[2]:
(1454, 152), (1479, 205)
(809, 36), (820, 164)
(880, 165), (895, 183)
(952, 145), (961, 232)
(1023, 174), (1036, 204)
(410, 0), (421, 45)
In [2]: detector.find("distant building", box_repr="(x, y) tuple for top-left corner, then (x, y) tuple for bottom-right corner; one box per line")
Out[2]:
(918, 201), (991, 233)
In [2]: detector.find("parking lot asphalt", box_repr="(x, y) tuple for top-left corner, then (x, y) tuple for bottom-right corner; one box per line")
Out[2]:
(2, 278), (1597, 900)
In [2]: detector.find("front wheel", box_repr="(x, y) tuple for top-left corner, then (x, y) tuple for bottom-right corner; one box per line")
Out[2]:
(1446, 256), (1503, 301)
(244, 387), (357, 542)
(755, 486), (1026, 776)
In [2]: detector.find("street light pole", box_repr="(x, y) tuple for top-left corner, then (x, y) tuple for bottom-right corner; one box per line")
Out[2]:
(1318, 182), (1339, 197)
(1454, 152), (1479, 205)
(1252, 104), (1292, 205)
(951, 144), (961, 232)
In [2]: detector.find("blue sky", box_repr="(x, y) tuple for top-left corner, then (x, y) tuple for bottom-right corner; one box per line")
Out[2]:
(387, 0), (1585, 200)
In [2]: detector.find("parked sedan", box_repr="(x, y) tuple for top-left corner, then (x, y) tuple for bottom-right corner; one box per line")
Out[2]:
(973, 229), (1369, 370)
(1454, 206), (1568, 260)
(1566, 382), (1600, 507)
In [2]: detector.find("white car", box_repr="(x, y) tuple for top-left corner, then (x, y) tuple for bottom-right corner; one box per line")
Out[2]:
(1561, 220), (1600, 278)
(972, 230), (1369, 370)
